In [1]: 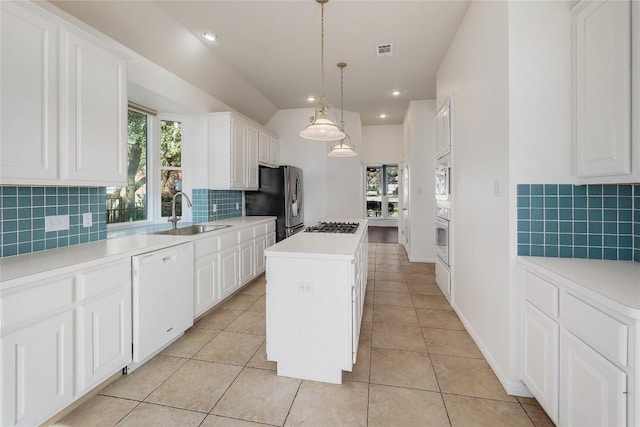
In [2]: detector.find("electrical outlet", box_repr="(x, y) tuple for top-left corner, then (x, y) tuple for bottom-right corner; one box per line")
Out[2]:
(211, 204), (217, 213)
(45, 215), (69, 232)
(298, 281), (314, 294)
(83, 212), (93, 227)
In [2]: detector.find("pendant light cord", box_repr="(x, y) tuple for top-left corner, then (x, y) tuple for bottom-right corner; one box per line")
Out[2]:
(320, 0), (325, 102)
(340, 64), (344, 130)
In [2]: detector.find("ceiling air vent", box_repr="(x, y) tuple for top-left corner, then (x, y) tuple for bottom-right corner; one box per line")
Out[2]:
(376, 43), (393, 57)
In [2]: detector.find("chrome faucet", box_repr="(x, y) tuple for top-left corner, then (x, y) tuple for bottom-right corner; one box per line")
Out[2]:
(168, 191), (193, 229)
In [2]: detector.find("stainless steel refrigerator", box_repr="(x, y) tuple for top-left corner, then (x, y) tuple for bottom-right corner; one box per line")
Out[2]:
(245, 165), (304, 242)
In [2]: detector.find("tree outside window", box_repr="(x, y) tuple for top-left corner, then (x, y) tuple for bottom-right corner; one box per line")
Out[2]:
(106, 109), (148, 224)
(160, 120), (183, 217)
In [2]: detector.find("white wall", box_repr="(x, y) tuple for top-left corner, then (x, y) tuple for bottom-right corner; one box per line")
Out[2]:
(507, 0), (574, 384)
(267, 109), (363, 226)
(361, 125), (403, 165)
(436, 0), (514, 392)
(403, 100), (436, 262)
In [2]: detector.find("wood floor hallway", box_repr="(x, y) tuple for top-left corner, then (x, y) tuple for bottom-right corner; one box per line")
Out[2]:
(367, 226), (398, 243)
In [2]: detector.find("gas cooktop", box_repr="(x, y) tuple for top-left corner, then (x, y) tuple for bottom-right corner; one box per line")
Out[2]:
(305, 221), (360, 234)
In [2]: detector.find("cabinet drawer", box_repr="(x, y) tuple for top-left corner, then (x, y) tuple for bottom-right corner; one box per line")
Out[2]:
(238, 227), (254, 243)
(523, 271), (559, 318)
(255, 221), (275, 237)
(79, 259), (130, 301)
(218, 231), (237, 250)
(1, 275), (74, 330)
(562, 293), (627, 366)
(195, 235), (219, 258)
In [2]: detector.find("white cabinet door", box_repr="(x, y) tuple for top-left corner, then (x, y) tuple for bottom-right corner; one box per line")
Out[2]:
(574, 0), (631, 178)
(258, 130), (270, 165)
(239, 241), (255, 285)
(522, 301), (559, 424)
(560, 330), (627, 427)
(78, 289), (131, 394)
(254, 235), (267, 275)
(269, 136), (279, 167)
(0, 3), (58, 184)
(1, 310), (74, 427)
(231, 119), (246, 189)
(61, 30), (127, 185)
(266, 232), (276, 249)
(218, 247), (239, 299)
(194, 254), (218, 317)
(246, 126), (259, 189)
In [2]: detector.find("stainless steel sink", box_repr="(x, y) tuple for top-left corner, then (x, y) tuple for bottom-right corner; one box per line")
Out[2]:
(154, 224), (232, 236)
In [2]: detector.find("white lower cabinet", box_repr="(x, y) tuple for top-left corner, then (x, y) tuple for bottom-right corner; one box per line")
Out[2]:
(560, 329), (627, 427)
(1, 310), (74, 427)
(239, 241), (254, 285)
(1, 259), (131, 427)
(77, 289), (131, 393)
(194, 253), (218, 317)
(520, 265), (637, 427)
(254, 235), (267, 275)
(219, 247), (240, 300)
(193, 220), (275, 317)
(522, 301), (559, 423)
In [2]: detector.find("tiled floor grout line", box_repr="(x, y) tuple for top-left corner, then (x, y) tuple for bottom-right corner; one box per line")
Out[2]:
(57, 243), (552, 427)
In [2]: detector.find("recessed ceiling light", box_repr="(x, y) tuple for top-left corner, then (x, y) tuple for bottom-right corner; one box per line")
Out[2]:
(306, 96), (316, 102)
(202, 32), (219, 42)
(379, 113), (387, 119)
(391, 90), (403, 96)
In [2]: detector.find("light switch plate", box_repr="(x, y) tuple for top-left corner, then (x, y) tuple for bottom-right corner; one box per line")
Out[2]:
(83, 212), (93, 227)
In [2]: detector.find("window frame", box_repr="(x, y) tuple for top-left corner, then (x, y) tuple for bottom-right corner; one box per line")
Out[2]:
(106, 110), (190, 230)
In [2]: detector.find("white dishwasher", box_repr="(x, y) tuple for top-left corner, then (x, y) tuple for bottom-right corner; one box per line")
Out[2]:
(132, 243), (194, 364)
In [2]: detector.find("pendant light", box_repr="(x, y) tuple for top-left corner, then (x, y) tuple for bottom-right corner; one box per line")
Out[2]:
(300, 0), (345, 141)
(328, 62), (357, 157)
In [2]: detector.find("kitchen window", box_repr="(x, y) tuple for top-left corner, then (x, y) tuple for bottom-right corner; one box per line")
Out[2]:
(159, 119), (183, 218)
(106, 108), (149, 225)
(106, 106), (186, 227)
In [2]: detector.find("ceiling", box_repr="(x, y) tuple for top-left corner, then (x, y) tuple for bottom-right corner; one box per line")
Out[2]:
(49, 1), (470, 126)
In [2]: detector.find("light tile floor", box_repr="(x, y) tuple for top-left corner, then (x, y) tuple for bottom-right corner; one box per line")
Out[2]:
(55, 243), (554, 427)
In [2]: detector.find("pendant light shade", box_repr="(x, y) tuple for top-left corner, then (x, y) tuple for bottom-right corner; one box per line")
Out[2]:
(300, 0), (344, 142)
(328, 62), (357, 157)
(300, 100), (345, 141)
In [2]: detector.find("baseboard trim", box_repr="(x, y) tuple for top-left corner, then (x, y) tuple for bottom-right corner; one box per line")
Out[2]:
(451, 301), (533, 398)
(408, 256), (435, 263)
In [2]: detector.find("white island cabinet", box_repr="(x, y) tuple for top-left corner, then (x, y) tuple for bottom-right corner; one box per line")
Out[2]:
(265, 219), (368, 384)
(519, 257), (640, 427)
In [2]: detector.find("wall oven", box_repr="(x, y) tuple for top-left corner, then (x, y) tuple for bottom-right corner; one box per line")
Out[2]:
(436, 206), (451, 267)
(435, 163), (451, 201)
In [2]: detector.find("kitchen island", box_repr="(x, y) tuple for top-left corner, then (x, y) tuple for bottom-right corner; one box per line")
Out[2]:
(265, 219), (368, 384)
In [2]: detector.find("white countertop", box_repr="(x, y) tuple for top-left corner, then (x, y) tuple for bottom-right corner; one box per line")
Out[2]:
(518, 256), (640, 318)
(265, 219), (368, 260)
(1, 216), (275, 290)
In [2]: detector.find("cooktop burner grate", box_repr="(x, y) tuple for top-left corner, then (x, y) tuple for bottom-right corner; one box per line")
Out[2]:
(305, 221), (360, 234)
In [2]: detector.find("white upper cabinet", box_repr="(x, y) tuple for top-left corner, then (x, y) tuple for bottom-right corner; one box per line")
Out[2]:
(210, 112), (273, 190)
(60, 30), (127, 184)
(0, 2), (128, 186)
(1, 2), (58, 182)
(435, 97), (451, 160)
(258, 130), (279, 168)
(573, 0), (636, 182)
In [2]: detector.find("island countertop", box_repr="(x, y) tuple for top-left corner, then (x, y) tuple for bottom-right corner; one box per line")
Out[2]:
(265, 219), (368, 260)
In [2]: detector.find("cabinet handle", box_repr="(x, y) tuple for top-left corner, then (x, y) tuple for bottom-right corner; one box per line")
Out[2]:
(162, 255), (177, 263)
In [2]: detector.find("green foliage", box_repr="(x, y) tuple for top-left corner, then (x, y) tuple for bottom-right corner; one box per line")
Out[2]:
(160, 120), (182, 167)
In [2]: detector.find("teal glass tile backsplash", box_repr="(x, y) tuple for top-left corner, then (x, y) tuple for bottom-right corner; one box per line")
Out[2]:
(1, 186), (107, 258)
(517, 184), (639, 262)
(192, 189), (243, 223)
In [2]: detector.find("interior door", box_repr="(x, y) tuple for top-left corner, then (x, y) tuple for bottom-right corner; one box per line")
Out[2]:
(401, 164), (409, 245)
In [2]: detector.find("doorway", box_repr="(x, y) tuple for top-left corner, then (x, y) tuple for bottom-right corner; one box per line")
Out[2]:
(365, 164), (399, 231)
